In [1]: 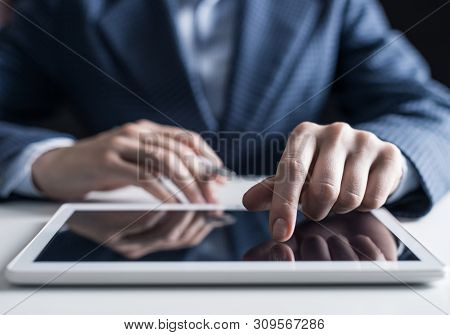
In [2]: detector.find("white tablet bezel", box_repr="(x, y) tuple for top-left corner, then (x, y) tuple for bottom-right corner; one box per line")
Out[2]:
(5, 204), (446, 285)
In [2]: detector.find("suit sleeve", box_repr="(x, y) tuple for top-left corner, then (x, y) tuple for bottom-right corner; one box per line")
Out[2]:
(0, 0), (73, 195)
(336, 0), (450, 217)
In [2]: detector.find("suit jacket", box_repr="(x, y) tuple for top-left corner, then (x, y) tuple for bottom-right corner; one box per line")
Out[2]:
(0, 0), (449, 216)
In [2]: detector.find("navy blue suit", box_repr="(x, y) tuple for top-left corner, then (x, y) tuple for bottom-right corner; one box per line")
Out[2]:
(0, 0), (449, 216)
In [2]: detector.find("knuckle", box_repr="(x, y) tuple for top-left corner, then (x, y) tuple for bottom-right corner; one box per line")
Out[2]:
(177, 131), (202, 148)
(310, 181), (340, 203)
(354, 131), (377, 150)
(136, 119), (153, 126)
(379, 143), (401, 163)
(288, 131), (315, 150)
(336, 191), (363, 210)
(120, 123), (138, 136)
(278, 199), (299, 211)
(322, 122), (351, 144)
(136, 119), (147, 125)
(280, 157), (308, 180)
(293, 123), (306, 135)
(329, 122), (350, 135)
(185, 131), (200, 142)
(361, 195), (385, 209)
(140, 133), (158, 147)
(189, 131), (201, 140)
(293, 121), (315, 135)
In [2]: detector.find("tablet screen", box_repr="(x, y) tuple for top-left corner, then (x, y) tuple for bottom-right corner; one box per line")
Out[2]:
(35, 210), (419, 262)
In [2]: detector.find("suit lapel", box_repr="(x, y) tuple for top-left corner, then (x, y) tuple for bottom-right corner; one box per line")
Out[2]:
(98, 0), (217, 130)
(97, 0), (318, 132)
(224, 0), (317, 131)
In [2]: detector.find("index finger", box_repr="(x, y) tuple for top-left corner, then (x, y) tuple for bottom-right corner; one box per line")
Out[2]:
(269, 132), (316, 242)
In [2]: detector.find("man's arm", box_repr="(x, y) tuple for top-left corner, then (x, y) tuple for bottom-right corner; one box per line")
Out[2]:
(336, 0), (450, 217)
(0, 0), (75, 195)
(1, 137), (74, 197)
(0, 1), (224, 202)
(243, 0), (450, 242)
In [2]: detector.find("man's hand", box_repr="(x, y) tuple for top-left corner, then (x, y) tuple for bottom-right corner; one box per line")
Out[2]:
(32, 120), (223, 202)
(243, 122), (404, 242)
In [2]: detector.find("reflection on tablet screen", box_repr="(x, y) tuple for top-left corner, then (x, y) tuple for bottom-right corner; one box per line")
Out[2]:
(35, 210), (418, 262)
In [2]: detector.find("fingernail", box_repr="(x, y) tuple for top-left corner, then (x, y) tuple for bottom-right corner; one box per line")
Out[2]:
(272, 218), (287, 241)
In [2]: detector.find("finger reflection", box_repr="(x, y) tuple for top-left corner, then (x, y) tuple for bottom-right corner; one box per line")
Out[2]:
(244, 212), (398, 262)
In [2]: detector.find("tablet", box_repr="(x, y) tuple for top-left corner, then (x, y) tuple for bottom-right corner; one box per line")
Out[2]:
(6, 204), (445, 285)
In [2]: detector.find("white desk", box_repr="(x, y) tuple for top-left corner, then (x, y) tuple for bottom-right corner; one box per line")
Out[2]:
(1, 179), (449, 315)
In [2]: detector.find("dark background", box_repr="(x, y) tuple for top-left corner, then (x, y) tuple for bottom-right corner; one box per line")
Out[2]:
(379, 0), (450, 87)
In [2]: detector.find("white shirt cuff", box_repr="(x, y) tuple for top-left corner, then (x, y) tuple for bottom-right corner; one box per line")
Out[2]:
(387, 154), (421, 204)
(1, 138), (75, 198)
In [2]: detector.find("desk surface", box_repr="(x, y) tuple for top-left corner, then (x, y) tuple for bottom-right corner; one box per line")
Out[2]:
(1, 179), (449, 315)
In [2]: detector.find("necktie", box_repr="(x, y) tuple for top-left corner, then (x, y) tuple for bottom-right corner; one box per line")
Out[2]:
(192, 0), (236, 119)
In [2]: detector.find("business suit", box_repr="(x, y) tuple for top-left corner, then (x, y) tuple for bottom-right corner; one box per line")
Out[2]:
(0, 0), (449, 216)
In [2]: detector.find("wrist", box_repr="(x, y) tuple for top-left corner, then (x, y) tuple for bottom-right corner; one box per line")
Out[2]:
(1, 137), (74, 198)
(31, 147), (66, 195)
